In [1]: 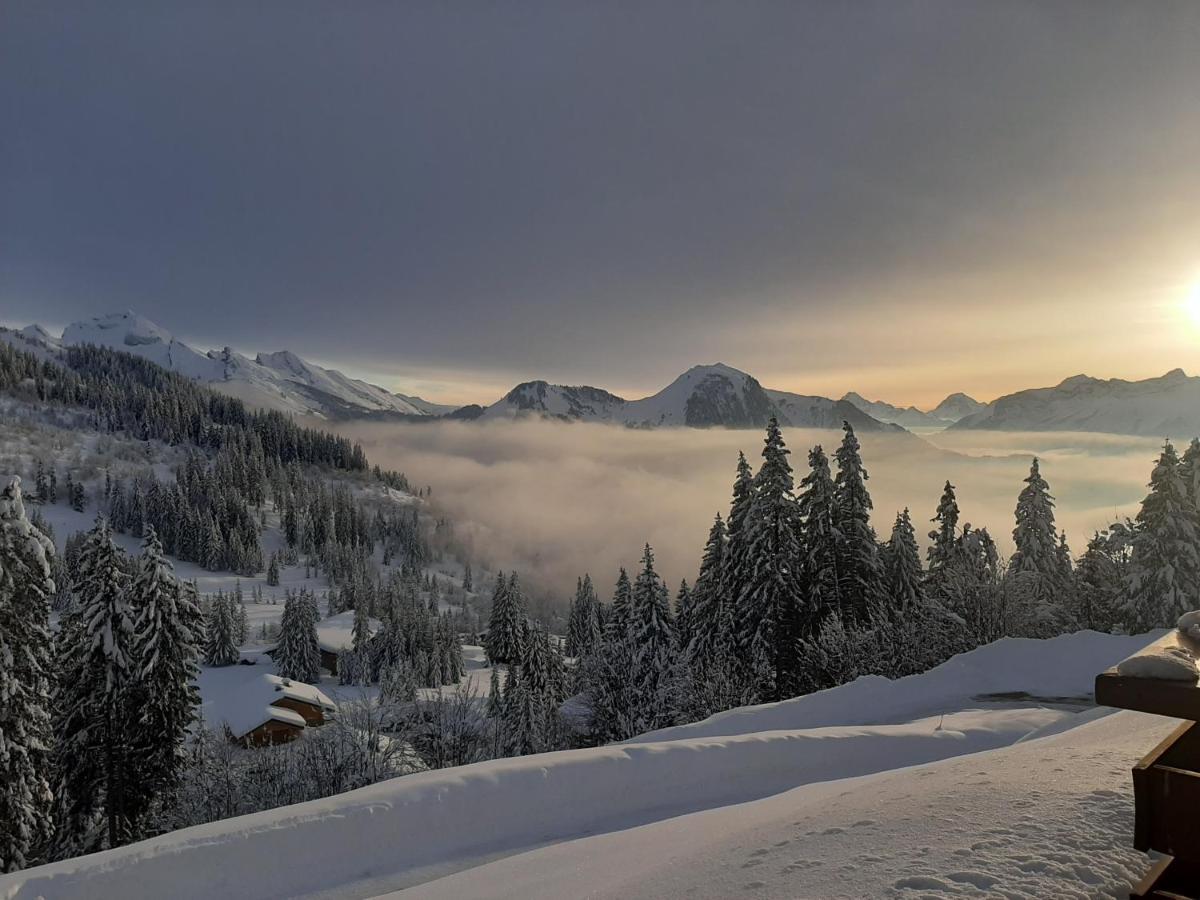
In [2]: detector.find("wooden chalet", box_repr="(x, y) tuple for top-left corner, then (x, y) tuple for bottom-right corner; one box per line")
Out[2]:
(213, 673), (337, 748)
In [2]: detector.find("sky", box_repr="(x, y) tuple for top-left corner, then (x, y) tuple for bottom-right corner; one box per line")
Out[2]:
(3, 2), (1200, 408)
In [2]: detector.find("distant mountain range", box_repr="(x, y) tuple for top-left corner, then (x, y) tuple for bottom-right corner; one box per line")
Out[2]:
(470, 363), (903, 431)
(949, 369), (1200, 437)
(6, 312), (1196, 437)
(840, 391), (986, 429)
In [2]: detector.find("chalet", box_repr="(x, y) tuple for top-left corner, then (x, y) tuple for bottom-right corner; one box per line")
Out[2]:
(265, 610), (382, 676)
(211, 673), (337, 748)
(317, 610), (381, 675)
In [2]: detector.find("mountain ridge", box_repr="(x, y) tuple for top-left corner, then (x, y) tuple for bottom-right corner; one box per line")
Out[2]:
(13, 311), (455, 421)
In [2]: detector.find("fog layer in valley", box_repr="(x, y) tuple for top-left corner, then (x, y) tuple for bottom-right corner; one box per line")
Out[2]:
(342, 420), (1163, 605)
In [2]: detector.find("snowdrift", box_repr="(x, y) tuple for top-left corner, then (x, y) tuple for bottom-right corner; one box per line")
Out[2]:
(631, 629), (1163, 743)
(0, 630), (1162, 900)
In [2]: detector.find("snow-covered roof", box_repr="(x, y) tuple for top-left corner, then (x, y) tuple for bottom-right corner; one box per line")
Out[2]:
(207, 673), (336, 739)
(316, 610), (381, 653)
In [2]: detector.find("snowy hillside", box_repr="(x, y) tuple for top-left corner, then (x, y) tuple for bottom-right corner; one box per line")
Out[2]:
(0, 630), (1167, 900)
(953, 368), (1200, 436)
(483, 364), (902, 431)
(13, 312), (453, 421)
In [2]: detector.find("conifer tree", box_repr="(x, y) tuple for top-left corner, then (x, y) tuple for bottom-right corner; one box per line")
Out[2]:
(51, 517), (137, 854)
(203, 595), (239, 667)
(1126, 442), (1200, 630)
(1010, 459), (1061, 581)
(275, 591), (321, 682)
(882, 508), (923, 616)
(486, 571), (526, 665)
(128, 528), (201, 830)
(629, 544), (675, 731)
(832, 422), (883, 623)
(566, 574), (601, 659)
(737, 418), (803, 701)
(462, 562), (473, 594)
(0, 477), (55, 871)
(796, 445), (840, 629)
(685, 514), (727, 673)
(606, 567), (633, 642)
(721, 453), (755, 631)
(1179, 437), (1200, 508)
(673, 579), (693, 661)
(1075, 523), (1133, 632)
(266, 553), (280, 587)
(926, 480), (961, 593)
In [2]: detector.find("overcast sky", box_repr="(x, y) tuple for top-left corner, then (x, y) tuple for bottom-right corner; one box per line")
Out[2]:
(3, 2), (1200, 407)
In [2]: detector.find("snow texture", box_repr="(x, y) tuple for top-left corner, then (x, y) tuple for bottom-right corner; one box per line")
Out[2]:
(1115, 634), (1198, 682)
(1178, 609), (1200, 640)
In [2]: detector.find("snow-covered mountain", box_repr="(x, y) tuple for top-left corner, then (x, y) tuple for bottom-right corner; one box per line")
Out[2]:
(841, 392), (949, 428)
(929, 391), (987, 422)
(952, 369), (1200, 436)
(19, 312), (454, 421)
(481, 364), (901, 431)
(841, 390), (986, 428)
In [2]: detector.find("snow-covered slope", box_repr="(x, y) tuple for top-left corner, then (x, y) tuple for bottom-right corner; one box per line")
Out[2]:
(953, 369), (1200, 436)
(484, 364), (902, 431)
(35, 312), (451, 421)
(0, 630), (1163, 900)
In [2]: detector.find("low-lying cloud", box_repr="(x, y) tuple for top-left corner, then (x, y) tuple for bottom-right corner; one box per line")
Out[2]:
(341, 420), (1163, 608)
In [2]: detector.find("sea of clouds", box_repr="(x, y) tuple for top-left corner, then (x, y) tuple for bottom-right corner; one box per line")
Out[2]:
(341, 420), (1163, 606)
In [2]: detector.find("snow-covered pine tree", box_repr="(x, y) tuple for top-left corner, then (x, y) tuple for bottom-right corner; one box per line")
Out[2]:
(1126, 442), (1200, 631)
(566, 577), (587, 658)
(629, 544), (675, 731)
(1179, 437), (1200, 508)
(721, 453), (755, 641)
(926, 480), (960, 595)
(0, 477), (55, 871)
(796, 444), (840, 631)
(673, 579), (693, 662)
(606, 567), (633, 642)
(274, 590), (321, 682)
(684, 514), (727, 674)
(882, 508), (923, 616)
(266, 553), (280, 587)
(202, 594), (239, 667)
(128, 528), (202, 831)
(1007, 457), (1073, 636)
(51, 516), (137, 854)
(737, 418), (804, 701)
(832, 422), (883, 624)
(1009, 459), (1062, 577)
(462, 562), (473, 594)
(579, 573), (601, 656)
(486, 571), (526, 665)
(1074, 523), (1132, 632)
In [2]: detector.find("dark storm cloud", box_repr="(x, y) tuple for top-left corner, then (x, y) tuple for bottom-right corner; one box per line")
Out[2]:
(3, 2), (1200, 402)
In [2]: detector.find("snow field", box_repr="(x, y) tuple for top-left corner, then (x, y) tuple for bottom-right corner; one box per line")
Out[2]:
(0, 629), (1166, 900)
